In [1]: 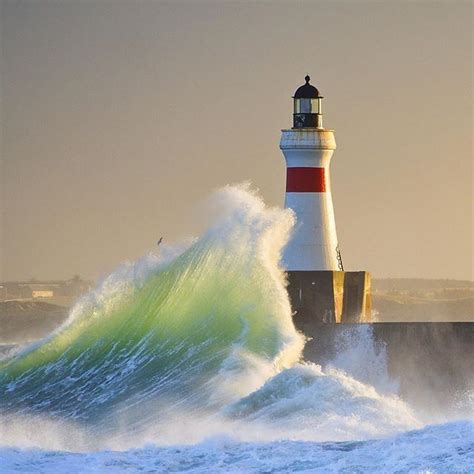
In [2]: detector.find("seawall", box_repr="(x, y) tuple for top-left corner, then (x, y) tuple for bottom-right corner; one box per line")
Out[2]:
(301, 322), (474, 414)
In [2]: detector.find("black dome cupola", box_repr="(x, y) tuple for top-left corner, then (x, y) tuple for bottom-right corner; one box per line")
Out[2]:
(294, 75), (321, 99)
(292, 76), (324, 129)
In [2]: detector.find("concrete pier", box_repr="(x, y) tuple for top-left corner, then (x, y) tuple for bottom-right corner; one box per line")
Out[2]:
(299, 322), (474, 412)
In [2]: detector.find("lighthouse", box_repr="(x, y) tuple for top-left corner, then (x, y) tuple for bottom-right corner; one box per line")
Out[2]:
(280, 76), (342, 272)
(280, 76), (371, 324)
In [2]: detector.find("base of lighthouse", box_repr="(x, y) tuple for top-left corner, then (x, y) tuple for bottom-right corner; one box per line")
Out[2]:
(286, 271), (372, 326)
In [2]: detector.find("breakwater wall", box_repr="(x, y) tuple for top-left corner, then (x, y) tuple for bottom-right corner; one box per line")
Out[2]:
(301, 322), (474, 414)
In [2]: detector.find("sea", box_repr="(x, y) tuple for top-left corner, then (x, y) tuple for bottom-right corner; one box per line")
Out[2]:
(0, 185), (472, 473)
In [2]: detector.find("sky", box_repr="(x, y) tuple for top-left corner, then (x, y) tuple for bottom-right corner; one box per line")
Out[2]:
(1, 0), (472, 282)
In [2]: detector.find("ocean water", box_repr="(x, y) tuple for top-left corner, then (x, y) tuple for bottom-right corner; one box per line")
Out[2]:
(0, 185), (472, 473)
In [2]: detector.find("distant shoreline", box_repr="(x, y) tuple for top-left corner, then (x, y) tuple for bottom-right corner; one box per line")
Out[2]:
(0, 279), (472, 345)
(372, 278), (474, 291)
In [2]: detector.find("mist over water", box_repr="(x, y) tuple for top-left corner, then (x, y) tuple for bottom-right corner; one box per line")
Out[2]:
(0, 185), (472, 472)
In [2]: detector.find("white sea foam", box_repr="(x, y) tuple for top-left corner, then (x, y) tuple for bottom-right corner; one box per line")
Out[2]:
(0, 421), (472, 473)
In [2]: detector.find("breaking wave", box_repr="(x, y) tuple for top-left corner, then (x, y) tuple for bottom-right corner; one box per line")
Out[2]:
(0, 185), (470, 472)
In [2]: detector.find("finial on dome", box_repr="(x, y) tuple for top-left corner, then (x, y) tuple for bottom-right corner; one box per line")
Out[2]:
(293, 76), (321, 99)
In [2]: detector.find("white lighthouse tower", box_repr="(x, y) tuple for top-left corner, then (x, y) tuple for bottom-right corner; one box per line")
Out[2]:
(280, 76), (343, 272)
(280, 76), (370, 324)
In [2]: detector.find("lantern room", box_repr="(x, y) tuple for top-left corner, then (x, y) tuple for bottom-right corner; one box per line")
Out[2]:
(292, 75), (323, 129)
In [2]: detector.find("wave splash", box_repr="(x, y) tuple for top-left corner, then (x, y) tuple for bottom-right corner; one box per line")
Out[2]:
(0, 185), (420, 451)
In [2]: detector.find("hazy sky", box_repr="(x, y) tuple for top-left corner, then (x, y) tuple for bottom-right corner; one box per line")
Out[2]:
(1, 0), (472, 282)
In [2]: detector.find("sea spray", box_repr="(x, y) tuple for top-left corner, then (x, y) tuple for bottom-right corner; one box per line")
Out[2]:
(0, 185), (425, 453)
(326, 325), (399, 395)
(0, 186), (303, 435)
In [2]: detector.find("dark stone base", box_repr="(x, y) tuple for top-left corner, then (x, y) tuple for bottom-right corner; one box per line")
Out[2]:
(287, 271), (371, 325)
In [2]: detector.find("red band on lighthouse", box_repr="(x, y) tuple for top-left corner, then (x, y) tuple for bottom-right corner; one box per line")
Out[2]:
(286, 167), (326, 193)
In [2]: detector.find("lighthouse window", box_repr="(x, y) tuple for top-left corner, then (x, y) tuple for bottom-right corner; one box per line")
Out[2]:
(296, 98), (312, 114)
(294, 98), (321, 114)
(313, 98), (322, 114)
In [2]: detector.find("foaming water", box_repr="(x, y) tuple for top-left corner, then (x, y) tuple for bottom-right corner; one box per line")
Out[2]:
(0, 185), (471, 472)
(1, 422), (472, 474)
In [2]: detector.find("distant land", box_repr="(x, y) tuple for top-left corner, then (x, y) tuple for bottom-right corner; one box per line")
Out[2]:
(0, 278), (472, 345)
(372, 279), (473, 323)
(0, 301), (68, 344)
(373, 278), (474, 291)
